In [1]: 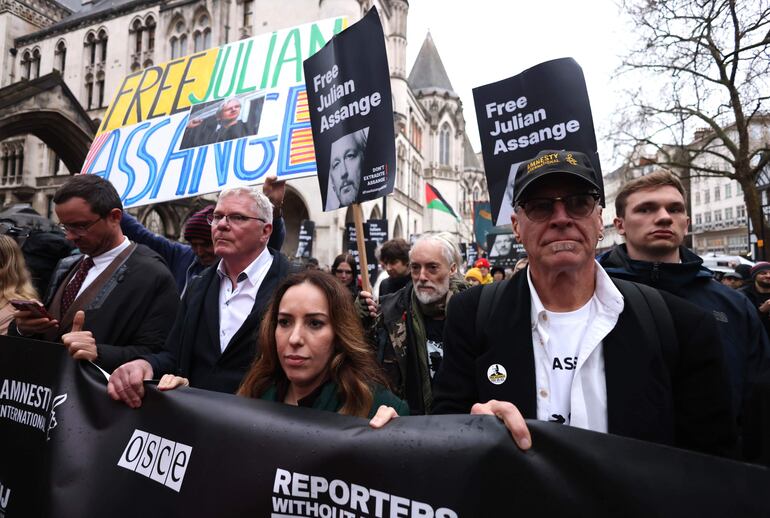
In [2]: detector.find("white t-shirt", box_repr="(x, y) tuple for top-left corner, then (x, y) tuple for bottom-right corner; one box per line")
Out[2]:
(540, 303), (591, 425)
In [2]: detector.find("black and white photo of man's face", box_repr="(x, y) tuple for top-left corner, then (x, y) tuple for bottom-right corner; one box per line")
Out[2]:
(490, 234), (515, 257)
(329, 129), (367, 207)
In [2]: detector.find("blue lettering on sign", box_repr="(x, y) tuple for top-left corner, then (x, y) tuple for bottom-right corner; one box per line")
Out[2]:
(86, 130), (121, 178)
(213, 141), (233, 188)
(185, 146), (208, 195)
(150, 116), (193, 201)
(233, 136), (277, 181)
(124, 118), (174, 206)
(117, 122), (151, 200)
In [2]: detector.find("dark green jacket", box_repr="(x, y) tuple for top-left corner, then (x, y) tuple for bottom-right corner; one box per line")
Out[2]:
(261, 380), (409, 419)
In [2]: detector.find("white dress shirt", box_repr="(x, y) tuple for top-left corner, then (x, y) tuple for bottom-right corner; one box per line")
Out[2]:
(216, 248), (273, 353)
(527, 261), (624, 433)
(72, 237), (131, 299)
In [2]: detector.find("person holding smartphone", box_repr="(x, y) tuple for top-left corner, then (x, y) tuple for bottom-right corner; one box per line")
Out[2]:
(9, 175), (179, 372)
(0, 235), (38, 335)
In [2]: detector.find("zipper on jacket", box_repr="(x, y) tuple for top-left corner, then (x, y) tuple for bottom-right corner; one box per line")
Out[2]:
(651, 262), (660, 283)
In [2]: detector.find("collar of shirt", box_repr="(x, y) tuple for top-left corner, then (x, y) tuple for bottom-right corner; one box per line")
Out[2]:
(216, 247), (273, 289)
(89, 236), (131, 269)
(527, 261), (625, 343)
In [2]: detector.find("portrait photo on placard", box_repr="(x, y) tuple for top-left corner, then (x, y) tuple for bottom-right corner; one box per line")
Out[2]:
(180, 92), (266, 150)
(324, 127), (369, 210)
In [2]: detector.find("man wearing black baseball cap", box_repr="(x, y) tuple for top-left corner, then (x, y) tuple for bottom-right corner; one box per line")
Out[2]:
(432, 149), (735, 457)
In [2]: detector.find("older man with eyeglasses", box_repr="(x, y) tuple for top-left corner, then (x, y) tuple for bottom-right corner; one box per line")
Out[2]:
(9, 175), (180, 373)
(431, 150), (736, 457)
(108, 186), (294, 407)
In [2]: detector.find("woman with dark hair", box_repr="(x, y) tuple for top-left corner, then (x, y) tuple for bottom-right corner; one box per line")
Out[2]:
(158, 270), (407, 421)
(331, 253), (359, 298)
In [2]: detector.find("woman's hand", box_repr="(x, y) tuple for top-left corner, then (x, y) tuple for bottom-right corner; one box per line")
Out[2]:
(368, 405), (399, 428)
(157, 374), (190, 391)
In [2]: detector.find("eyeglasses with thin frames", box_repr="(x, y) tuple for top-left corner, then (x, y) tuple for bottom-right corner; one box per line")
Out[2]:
(207, 213), (267, 226)
(58, 217), (103, 236)
(517, 192), (600, 222)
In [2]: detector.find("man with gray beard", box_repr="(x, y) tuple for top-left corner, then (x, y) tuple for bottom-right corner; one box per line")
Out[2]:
(358, 233), (466, 414)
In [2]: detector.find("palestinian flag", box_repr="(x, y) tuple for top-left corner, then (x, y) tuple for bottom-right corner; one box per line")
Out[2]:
(426, 182), (460, 220)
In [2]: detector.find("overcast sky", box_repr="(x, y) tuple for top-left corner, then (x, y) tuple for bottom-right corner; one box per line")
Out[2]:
(405, 0), (634, 172)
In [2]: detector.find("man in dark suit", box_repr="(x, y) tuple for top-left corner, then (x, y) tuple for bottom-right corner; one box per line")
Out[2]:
(432, 150), (735, 456)
(10, 175), (179, 373)
(107, 186), (292, 406)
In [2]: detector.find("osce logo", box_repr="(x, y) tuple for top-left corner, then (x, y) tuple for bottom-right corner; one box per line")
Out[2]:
(117, 429), (193, 492)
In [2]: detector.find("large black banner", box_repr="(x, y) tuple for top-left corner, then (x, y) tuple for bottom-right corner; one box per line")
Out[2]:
(473, 58), (602, 225)
(2, 335), (770, 517)
(304, 7), (396, 211)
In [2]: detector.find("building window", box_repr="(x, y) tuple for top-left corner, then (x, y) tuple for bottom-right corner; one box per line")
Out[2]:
(410, 118), (422, 152)
(86, 32), (97, 65)
(170, 20), (188, 59)
(243, 0), (254, 29)
(695, 214), (702, 225)
(21, 48), (42, 80)
(130, 16), (156, 71)
(147, 18), (156, 52)
(704, 189), (710, 204)
(737, 205), (746, 221)
(439, 123), (451, 166)
(397, 143), (407, 192)
(54, 40), (67, 75)
(193, 14), (212, 52)
(96, 72), (105, 108)
(1, 141), (24, 186)
(725, 184), (732, 198)
(725, 207), (733, 222)
(714, 209), (722, 222)
(705, 211), (712, 223)
(410, 160), (421, 200)
(98, 29), (108, 62)
(85, 74), (94, 110)
(714, 186), (721, 201)
(695, 191), (700, 205)
(20, 50), (32, 80)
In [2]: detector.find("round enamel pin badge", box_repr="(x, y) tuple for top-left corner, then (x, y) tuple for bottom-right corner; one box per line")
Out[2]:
(487, 364), (507, 385)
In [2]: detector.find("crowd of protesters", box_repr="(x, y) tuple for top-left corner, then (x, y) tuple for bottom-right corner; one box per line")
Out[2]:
(3, 150), (770, 463)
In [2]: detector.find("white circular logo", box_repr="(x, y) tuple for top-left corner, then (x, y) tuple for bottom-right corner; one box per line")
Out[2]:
(487, 364), (507, 385)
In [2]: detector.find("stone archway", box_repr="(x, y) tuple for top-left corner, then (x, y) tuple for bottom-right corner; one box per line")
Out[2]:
(0, 73), (96, 174)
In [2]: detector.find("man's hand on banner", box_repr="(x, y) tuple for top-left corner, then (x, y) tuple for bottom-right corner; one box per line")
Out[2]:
(262, 175), (286, 218)
(108, 359), (154, 408)
(13, 299), (58, 335)
(472, 400), (532, 451)
(158, 374), (190, 391)
(368, 405), (400, 428)
(61, 311), (97, 361)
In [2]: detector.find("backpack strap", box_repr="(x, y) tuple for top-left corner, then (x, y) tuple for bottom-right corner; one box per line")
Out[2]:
(475, 279), (509, 348)
(612, 278), (677, 372)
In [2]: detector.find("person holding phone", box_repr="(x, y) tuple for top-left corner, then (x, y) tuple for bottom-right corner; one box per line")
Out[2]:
(9, 175), (179, 372)
(0, 235), (38, 335)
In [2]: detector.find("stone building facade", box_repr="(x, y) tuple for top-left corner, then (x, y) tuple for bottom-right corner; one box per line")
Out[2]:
(0, 0), (483, 266)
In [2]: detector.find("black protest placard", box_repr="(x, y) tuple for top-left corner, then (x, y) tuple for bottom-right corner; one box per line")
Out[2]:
(2, 335), (770, 518)
(473, 58), (602, 225)
(345, 221), (387, 283)
(486, 232), (524, 268)
(297, 220), (315, 259)
(304, 7), (396, 211)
